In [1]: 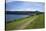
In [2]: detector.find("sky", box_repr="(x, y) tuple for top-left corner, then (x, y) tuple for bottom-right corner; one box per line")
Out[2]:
(6, 0), (45, 2)
(6, 0), (45, 12)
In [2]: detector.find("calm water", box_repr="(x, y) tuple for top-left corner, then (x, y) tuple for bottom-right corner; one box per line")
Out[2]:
(6, 14), (29, 21)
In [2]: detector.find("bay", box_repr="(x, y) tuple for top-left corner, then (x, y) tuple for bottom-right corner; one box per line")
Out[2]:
(6, 14), (29, 21)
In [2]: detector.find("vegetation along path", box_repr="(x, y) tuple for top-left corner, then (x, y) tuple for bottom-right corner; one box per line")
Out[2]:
(16, 15), (39, 29)
(6, 14), (44, 30)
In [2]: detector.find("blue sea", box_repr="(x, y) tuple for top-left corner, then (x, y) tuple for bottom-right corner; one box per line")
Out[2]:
(6, 14), (29, 21)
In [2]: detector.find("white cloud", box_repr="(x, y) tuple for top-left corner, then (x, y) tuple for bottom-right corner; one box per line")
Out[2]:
(7, 9), (16, 11)
(7, 8), (44, 12)
(25, 8), (31, 11)
(14, 8), (31, 11)
(8, 8), (36, 11)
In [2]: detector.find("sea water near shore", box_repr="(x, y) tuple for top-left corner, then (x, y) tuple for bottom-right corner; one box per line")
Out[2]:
(6, 14), (30, 21)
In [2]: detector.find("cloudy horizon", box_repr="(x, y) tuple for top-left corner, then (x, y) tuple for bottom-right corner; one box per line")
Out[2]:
(6, 0), (45, 12)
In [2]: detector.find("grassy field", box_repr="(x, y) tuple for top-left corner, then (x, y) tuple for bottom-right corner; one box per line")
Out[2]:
(25, 14), (45, 29)
(6, 14), (45, 30)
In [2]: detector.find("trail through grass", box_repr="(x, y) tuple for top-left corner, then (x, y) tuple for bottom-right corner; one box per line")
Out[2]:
(25, 14), (44, 29)
(6, 14), (44, 30)
(15, 15), (39, 29)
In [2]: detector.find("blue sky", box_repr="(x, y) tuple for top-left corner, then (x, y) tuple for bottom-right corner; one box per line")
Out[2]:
(6, 0), (45, 12)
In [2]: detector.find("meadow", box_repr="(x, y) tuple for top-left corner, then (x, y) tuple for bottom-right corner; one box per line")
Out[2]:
(6, 13), (44, 30)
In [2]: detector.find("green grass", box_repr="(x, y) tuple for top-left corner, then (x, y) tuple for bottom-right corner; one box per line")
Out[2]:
(6, 15), (32, 30)
(6, 14), (45, 30)
(25, 14), (45, 29)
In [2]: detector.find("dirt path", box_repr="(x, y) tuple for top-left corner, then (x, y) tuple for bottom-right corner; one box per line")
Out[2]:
(16, 15), (39, 30)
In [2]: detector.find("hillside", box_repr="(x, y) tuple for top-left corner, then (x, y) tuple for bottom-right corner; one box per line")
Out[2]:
(5, 11), (44, 15)
(6, 14), (44, 30)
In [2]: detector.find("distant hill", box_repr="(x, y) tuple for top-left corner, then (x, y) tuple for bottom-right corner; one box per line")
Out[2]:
(5, 11), (44, 15)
